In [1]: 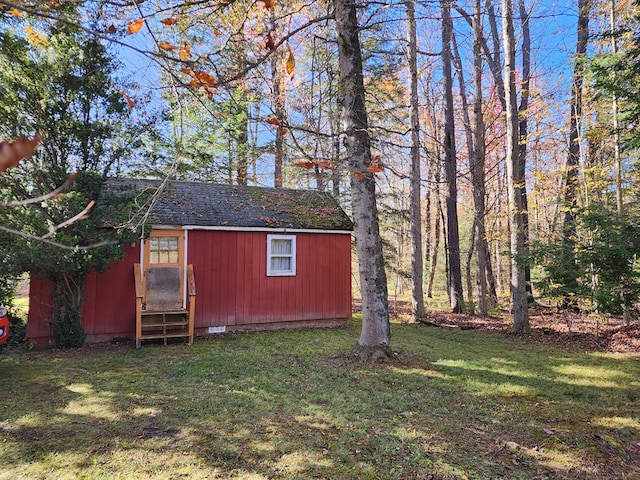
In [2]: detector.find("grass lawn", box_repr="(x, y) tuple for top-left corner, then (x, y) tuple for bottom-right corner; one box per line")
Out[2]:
(0, 317), (638, 479)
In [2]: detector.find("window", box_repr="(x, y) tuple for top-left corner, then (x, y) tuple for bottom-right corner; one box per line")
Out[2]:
(148, 235), (180, 264)
(267, 235), (296, 276)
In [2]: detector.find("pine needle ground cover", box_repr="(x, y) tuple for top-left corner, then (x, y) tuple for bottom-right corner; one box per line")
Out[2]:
(0, 318), (638, 480)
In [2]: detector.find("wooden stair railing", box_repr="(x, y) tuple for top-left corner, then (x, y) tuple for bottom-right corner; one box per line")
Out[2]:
(134, 263), (196, 348)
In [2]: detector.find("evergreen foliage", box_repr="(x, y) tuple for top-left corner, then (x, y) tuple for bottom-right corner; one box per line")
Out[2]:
(0, 9), (147, 347)
(531, 204), (640, 315)
(590, 4), (640, 150)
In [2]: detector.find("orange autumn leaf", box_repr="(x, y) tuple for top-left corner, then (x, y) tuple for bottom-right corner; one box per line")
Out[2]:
(286, 45), (295, 79)
(278, 127), (289, 136)
(257, 0), (276, 8)
(160, 17), (179, 26)
(196, 72), (216, 86)
(293, 160), (315, 169)
(366, 156), (384, 173)
(159, 43), (178, 51)
(180, 67), (194, 76)
(317, 161), (334, 170)
(119, 91), (135, 109)
(8, 8), (24, 17)
(351, 170), (365, 180)
(265, 117), (280, 126)
(0, 135), (42, 173)
(127, 18), (145, 34)
(179, 44), (192, 60)
(213, 29), (222, 36)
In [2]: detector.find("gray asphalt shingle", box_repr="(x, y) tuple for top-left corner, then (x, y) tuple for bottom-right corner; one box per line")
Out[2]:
(102, 178), (353, 231)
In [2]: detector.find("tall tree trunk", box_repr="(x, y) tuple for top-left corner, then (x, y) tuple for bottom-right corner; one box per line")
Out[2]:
(406, 0), (425, 322)
(236, 86), (250, 186)
(427, 158), (442, 298)
(472, 0), (490, 315)
(517, 0), (533, 303)
(270, 12), (285, 188)
(441, 0), (464, 313)
(334, 0), (391, 359)
(503, 0), (530, 333)
(610, 0), (623, 215)
(451, 29), (478, 313)
(563, 0), (590, 306)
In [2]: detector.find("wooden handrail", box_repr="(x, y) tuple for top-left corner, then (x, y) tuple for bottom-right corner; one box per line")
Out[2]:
(187, 264), (196, 297)
(133, 263), (144, 299)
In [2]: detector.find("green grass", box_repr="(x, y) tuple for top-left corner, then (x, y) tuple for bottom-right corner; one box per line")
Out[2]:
(1, 318), (638, 479)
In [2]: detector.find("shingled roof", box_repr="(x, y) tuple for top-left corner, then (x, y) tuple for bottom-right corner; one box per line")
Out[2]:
(102, 178), (353, 231)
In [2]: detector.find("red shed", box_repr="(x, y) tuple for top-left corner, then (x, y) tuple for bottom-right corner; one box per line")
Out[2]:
(27, 179), (353, 347)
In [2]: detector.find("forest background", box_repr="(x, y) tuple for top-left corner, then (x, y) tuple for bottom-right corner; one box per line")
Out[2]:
(0, 0), (639, 351)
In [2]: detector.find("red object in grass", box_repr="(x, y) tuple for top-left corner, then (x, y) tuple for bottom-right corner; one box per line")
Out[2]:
(0, 306), (9, 351)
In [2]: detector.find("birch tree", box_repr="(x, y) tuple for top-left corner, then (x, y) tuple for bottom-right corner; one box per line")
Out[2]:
(334, 0), (391, 359)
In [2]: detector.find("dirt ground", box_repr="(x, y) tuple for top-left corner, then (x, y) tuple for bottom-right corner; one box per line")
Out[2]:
(367, 301), (640, 355)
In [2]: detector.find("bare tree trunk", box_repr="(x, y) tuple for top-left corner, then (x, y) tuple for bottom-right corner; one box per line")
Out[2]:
(472, 0), (489, 315)
(441, 0), (464, 313)
(236, 84), (250, 186)
(270, 11), (285, 188)
(465, 222), (476, 313)
(503, 0), (530, 333)
(427, 160), (442, 298)
(406, 0), (425, 322)
(563, 0), (590, 306)
(517, 0), (533, 303)
(334, 0), (391, 359)
(452, 29), (479, 314)
(328, 70), (342, 198)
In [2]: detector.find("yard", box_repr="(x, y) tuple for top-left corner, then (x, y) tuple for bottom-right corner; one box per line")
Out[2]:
(0, 315), (638, 479)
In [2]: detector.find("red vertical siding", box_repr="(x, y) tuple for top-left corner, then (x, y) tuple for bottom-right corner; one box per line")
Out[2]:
(26, 276), (54, 345)
(28, 230), (351, 346)
(27, 243), (140, 346)
(187, 230), (351, 331)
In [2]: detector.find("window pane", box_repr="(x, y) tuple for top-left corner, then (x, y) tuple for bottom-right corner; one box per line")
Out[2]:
(271, 239), (292, 255)
(169, 237), (178, 250)
(150, 238), (158, 250)
(169, 251), (179, 263)
(150, 251), (159, 264)
(271, 256), (291, 272)
(159, 238), (169, 251)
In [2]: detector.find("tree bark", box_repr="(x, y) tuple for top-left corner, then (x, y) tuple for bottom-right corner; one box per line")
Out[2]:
(517, 0), (533, 303)
(502, 0), (530, 333)
(563, 0), (590, 304)
(427, 158), (442, 299)
(472, 0), (490, 315)
(406, 0), (425, 322)
(441, 0), (464, 313)
(334, 0), (391, 357)
(270, 11), (286, 188)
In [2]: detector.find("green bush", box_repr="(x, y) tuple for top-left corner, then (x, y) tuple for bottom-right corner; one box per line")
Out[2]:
(8, 313), (27, 346)
(531, 204), (640, 315)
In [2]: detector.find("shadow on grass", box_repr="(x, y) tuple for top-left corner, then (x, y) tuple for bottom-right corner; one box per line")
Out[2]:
(0, 322), (638, 479)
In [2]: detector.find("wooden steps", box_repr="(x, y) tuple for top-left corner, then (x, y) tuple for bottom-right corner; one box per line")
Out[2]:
(134, 264), (196, 348)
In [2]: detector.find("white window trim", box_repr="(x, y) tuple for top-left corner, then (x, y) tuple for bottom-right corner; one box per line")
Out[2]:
(267, 234), (296, 276)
